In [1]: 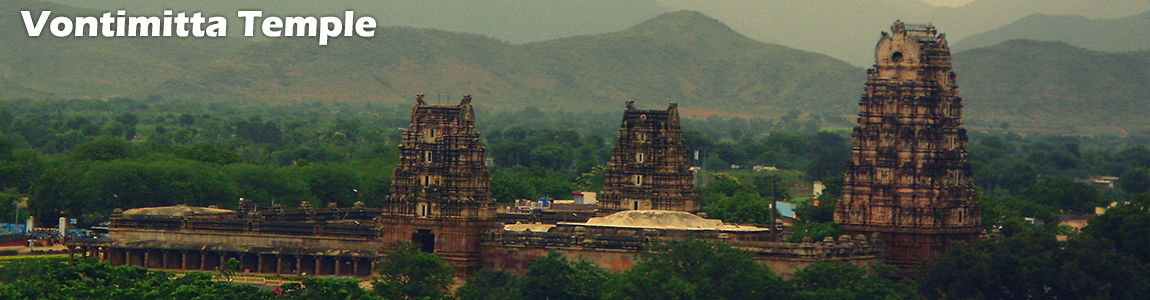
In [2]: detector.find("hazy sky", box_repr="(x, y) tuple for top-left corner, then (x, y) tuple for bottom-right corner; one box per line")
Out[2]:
(922, 0), (976, 7)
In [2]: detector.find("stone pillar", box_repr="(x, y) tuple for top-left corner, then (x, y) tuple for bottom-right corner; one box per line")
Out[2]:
(143, 250), (150, 268)
(352, 258), (360, 277)
(180, 251), (189, 270)
(334, 257), (342, 276)
(200, 252), (208, 270)
(276, 255), (283, 275)
(313, 256), (321, 275)
(162, 251), (170, 269)
(295, 255), (303, 275)
(125, 249), (132, 267)
(257, 255), (265, 273)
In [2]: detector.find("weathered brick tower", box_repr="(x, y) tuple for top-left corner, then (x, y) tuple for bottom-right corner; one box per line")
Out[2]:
(378, 94), (497, 274)
(834, 21), (981, 273)
(598, 102), (699, 215)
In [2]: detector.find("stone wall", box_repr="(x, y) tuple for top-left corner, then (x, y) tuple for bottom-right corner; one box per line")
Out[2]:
(480, 223), (883, 278)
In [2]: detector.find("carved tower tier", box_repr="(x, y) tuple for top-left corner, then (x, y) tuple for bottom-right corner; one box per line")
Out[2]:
(377, 94), (498, 274)
(834, 21), (981, 273)
(598, 102), (699, 216)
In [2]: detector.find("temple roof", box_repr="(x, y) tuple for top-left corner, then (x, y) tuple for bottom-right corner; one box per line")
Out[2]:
(578, 210), (763, 231)
(120, 205), (234, 218)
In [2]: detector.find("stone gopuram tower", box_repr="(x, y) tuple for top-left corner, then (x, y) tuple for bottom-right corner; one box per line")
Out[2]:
(598, 102), (698, 216)
(834, 21), (981, 273)
(378, 95), (497, 274)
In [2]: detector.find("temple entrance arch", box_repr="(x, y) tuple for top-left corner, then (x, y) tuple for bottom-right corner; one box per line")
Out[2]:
(412, 229), (435, 253)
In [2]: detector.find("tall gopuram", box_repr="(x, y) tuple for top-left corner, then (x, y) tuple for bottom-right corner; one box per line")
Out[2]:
(834, 21), (981, 273)
(377, 94), (498, 274)
(598, 102), (699, 216)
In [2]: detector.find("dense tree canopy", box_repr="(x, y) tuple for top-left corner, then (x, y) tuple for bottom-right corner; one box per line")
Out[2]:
(918, 233), (1150, 300)
(456, 239), (919, 300)
(373, 242), (456, 300)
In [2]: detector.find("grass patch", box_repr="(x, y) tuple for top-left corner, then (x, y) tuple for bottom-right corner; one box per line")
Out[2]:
(0, 253), (67, 265)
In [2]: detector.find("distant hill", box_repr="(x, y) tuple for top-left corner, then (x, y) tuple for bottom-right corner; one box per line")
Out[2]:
(952, 11), (1150, 53)
(954, 40), (1149, 135)
(42, 0), (669, 44)
(150, 11), (865, 118)
(0, 0), (246, 99)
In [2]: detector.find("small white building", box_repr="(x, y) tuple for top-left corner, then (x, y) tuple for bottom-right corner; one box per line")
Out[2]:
(573, 191), (597, 205)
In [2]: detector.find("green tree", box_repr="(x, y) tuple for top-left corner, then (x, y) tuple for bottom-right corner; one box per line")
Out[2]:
(0, 258), (271, 299)
(1120, 167), (1149, 195)
(785, 221), (844, 243)
(918, 233), (1150, 300)
(374, 242), (455, 300)
(753, 174), (791, 202)
(790, 261), (918, 300)
(1019, 177), (1102, 214)
(216, 258), (239, 281)
(604, 239), (788, 300)
(0, 135), (14, 161)
(1082, 194), (1149, 263)
(999, 161), (1038, 192)
(71, 136), (133, 161)
(456, 269), (523, 300)
(819, 173), (844, 199)
(301, 162), (363, 207)
(518, 252), (609, 300)
(281, 277), (385, 300)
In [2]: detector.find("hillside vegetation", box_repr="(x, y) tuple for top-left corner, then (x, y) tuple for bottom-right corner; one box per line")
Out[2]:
(953, 40), (1150, 135)
(43, 0), (669, 44)
(3, 1), (1147, 135)
(1, 5), (865, 118)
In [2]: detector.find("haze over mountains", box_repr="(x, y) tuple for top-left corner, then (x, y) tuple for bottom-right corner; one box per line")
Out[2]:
(654, 0), (1150, 66)
(39, 0), (1150, 66)
(951, 11), (1150, 53)
(40, 0), (671, 44)
(5, 0), (1147, 135)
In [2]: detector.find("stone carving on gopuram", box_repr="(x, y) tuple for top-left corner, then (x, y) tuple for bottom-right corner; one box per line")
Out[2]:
(833, 21), (981, 273)
(377, 94), (499, 274)
(597, 102), (699, 216)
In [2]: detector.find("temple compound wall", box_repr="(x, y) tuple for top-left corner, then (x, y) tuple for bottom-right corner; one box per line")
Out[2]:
(598, 102), (699, 215)
(72, 202), (383, 277)
(481, 211), (883, 278)
(834, 21), (981, 273)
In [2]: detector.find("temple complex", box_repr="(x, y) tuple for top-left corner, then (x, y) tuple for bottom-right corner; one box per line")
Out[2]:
(68, 97), (889, 279)
(834, 21), (982, 272)
(597, 102), (699, 215)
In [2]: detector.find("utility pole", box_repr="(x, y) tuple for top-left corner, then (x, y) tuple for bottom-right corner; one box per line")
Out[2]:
(770, 183), (777, 241)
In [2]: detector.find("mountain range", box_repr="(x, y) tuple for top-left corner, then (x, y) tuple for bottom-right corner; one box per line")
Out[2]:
(2, 0), (1146, 135)
(951, 11), (1150, 53)
(37, 0), (1150, 66)
(38, 0), (671, 44)
(654, 0), (1150, 66)
(954, 40), (1148, 135)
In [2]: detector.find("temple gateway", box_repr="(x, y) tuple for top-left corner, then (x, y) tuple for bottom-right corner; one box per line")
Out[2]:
(834, 21), (981, 272)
